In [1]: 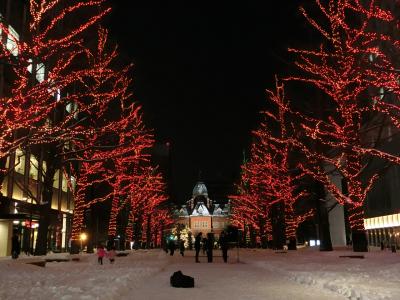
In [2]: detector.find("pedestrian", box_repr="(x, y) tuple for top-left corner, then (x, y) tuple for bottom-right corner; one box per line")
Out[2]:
(163, 240), (169, 254)
(219, 231), (228, 263)
(179, 239), (185, 257)
(168, 238), (175, 256)
(194, 232), (202, 263)
(107, 246), (116, 264)
(97, 245), (106, 265)
(202, 237), (207, 255)
(11, 233), (20, 259)
(206, 233), (214, 263)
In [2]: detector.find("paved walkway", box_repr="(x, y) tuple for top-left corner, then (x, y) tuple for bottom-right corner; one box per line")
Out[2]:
(133, 251), (344, 300)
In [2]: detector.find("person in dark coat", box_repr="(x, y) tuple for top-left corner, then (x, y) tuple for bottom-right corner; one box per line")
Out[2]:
(206, 233), (214, 263)
(194, 232), (202, 263)
(179, 239), (185, 257)
(168, 238), (175, 256)
(11, 234), (20, 259)
(202, 237), (207, 254)
(219, 231), (228, 263)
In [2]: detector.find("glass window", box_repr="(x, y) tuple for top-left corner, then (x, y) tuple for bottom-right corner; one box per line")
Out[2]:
(42, 160), (47, 182)
(36, 63), (45, 82)
(14, 149), (25, 175)
(27, 59), (32, 73)
(29, 155), (39, 181)
(70, 176), (76, 191)
(6, 25), (19, 56)
(53, 169), (60, 189)
(55, 89), (61, 102)
(66, 102), (72, 113)
(62, 173), (68, 192)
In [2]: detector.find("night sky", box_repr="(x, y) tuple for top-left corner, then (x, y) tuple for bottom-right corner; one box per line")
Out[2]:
(106, 1), (309, 204)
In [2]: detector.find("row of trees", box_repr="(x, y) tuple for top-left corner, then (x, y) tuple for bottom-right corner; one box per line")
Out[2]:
(0, 0), (171, 254)
(232, 0), (400, 251)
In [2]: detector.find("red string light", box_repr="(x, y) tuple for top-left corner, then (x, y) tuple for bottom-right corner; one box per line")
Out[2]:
(286, 0), (400, 232)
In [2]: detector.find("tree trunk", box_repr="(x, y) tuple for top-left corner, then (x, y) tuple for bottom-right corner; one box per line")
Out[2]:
(315, 181), (333, 251)
(271, 202), (285, 250)
(349, 205), (368, 252)
(85, 207), (94, 253)
(146, 214), (151, 248)
(35, 153), (56, 256)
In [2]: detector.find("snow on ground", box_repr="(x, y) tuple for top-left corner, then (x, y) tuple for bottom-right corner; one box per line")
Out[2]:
(249, 248), (400, 300)
(0, 247), (399, 300)
(0, 250), (168, 300)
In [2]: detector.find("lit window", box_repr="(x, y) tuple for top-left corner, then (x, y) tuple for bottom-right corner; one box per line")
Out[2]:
(27, 59), (33, 73)
(62, 173), (68, 192)
(368, 54), (374, 62)
(55, 89), (61, 101)
(6, 25), (19, 56)
(379, 87), (384, 100)
(66, 102), (72, 113)
(70, 176), (76, 191)
(29, 155), (39, 181)
(42, 161), (47, 182)
(14, 149), (25, 175)
(53, 169), (60, 189)
(36, 63), (45, 82)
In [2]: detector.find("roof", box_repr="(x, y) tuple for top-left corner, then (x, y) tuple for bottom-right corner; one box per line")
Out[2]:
(192, 182), (208, 197)
(191, 201), (210, 216)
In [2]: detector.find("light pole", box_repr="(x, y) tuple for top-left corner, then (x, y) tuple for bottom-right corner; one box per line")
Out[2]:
(80, 233), (87, 252)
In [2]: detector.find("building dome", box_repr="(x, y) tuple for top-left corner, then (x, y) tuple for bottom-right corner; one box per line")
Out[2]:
(192, 182), (208, 197)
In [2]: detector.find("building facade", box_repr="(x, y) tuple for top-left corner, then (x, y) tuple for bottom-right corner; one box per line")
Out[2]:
(175, 182), (230, 240)
(0, 0), (74, 257)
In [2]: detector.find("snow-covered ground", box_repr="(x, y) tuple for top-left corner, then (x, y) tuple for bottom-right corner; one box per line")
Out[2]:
(0, 247), (399, 300)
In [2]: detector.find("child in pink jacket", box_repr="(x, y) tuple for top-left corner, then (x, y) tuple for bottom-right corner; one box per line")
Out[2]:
(97, 245), (106, 265)
(107, 246), (116, 264)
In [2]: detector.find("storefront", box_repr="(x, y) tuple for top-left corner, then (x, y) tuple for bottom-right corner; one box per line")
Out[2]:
(364, 213), (400, 248)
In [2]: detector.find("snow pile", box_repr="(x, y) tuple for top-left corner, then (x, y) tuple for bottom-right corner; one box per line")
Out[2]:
(250, 248), (400, 300)
(0, 250), (168, 300)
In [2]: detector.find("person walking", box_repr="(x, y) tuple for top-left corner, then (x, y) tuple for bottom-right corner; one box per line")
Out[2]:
(168, 238), (175, 256)
(97, 245), (106, 265)
(219, 231), (228, 263)
(179, 239), (185, 257)
(11, 233), (20, 259)
(206, 233), (214, 263)
(194, 232), (202, 263)
(107, 246), (116, 264)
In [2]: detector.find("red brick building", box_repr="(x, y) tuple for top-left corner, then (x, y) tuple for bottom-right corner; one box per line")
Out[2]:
(176, 182), (230, 239)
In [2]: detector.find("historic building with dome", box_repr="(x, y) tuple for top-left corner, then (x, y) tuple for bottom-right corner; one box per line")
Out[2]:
(175, 182), (231, 239)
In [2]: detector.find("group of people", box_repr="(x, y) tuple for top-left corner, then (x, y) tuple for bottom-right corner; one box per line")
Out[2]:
(96, 245), (116, 265)
(194, 231), (229, 263)
(164, 231), (229, 263)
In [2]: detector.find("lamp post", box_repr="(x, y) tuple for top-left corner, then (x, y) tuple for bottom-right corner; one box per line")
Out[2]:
(80, 233), (87, 252)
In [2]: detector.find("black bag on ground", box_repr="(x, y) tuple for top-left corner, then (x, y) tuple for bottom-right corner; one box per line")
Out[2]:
(170, 270), (194, 288)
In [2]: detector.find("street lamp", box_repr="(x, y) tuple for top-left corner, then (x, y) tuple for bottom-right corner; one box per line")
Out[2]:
(80, 233), (87, 252)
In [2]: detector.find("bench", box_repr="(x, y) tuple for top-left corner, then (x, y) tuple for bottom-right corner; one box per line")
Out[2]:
(339, 255), (365, 259)
(45, 258), (70, 263)
(26, 261), (46, 267)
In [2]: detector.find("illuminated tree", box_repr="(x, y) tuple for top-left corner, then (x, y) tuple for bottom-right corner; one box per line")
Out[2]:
(287, 0), (400, 251)
(0, 0), (110, 172)
(0, 0), (162, 254)
(232, 81), (312, 249)
(0, 0), (116, 255)
(69, 102), (153, 249)
(108, 164), (169, 248)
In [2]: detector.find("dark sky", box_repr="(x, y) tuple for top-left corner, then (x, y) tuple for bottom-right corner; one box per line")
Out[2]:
(106, 1), (309, 203)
